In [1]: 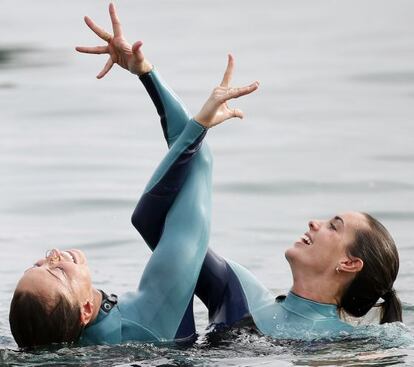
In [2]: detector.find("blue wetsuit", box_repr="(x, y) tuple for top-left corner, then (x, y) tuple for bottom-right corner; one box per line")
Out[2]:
(80, 81), (212, 344)
(81, 69), (353, 345)
(132, 69), (353, 341)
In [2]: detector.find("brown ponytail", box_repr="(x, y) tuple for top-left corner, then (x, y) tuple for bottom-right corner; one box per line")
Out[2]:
(339, 213), (402, 324)
(380, 288), (402, 324)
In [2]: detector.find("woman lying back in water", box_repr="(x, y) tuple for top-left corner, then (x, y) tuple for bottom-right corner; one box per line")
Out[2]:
(9, 3), (401, 348)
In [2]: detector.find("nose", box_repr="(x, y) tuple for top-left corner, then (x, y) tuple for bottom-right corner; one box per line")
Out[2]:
(308, 219), (321, 231)
(46, 248), (61, 264)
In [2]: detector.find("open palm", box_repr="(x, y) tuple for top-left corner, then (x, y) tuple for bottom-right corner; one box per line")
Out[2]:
(194, 54), (259, 128)
(76, 3), (259, 128)
(76, 3), (150, 78)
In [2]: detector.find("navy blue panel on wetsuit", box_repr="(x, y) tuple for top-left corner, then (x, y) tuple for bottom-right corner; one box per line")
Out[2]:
(134, 69), (250, 338)
(131, 131), (205, 248)
(132, 68), (354, 341)
(140, 70), (191, 147)
(81, 114), (211, 344)
(81, 67), (353, 345)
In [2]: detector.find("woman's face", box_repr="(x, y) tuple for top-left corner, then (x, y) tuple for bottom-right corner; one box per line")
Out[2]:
(15, 249), (93, 309)
(285, 211), (368, 277)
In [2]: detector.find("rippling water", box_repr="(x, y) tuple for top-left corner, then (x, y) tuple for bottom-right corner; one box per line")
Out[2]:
(2, 0), (414, 365)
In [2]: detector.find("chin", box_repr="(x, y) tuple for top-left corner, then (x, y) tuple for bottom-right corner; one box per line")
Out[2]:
(284, 245), (308, 269)
(284, 247), (295, 264)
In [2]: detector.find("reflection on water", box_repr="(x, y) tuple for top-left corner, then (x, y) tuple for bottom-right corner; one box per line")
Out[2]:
(0, 47), (32, 66)
(2, 0), (414, 365)
(6, 197), (136, 215)
(215, 180), (414, 195)
(352, 71), (414, 85)
(0, 46), (65, 69)
(0, 82), (16, 89)
(373, 154), (414, 163)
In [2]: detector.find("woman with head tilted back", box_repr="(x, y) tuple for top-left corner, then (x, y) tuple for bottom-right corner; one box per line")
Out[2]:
(9, 3), (401, 349)
(8, 3), (258, 348)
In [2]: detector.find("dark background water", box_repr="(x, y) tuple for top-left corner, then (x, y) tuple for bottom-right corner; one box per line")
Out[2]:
(2, 0), (414, 365)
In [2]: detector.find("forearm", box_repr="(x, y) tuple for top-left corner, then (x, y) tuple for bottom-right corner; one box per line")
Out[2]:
(139, 68), (191, 147)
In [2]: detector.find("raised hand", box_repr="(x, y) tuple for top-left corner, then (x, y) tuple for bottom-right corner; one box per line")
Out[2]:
(194, 54), (259, 128)
(76, 3), (152, 78)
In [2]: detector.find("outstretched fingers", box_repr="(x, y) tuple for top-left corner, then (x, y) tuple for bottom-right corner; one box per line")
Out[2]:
(97, 57), (114, 79)
(221, 81), (260, 103)
(220, 54), (234, 87)
(75, 45), (109, 55)
(109, 3), (123, 37)
(84, 16), (113, 42)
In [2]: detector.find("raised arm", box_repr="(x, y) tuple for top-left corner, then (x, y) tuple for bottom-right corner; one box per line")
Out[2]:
(76, 3), (258, 249)
(133, 61), (257, 251)
(118, 73), (258, 341)
(76, 3), (259, 342)
(75, 3), (152, 78)
(76, 3), (251, 146)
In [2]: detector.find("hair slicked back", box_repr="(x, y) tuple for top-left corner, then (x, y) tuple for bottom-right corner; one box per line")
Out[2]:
(340, 213), (402, 324)
(9, 291), (83, 348)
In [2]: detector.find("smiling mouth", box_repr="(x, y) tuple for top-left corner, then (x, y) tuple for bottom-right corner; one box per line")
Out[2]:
(300, 233), (313, 246)
(64, 250), (77, 264)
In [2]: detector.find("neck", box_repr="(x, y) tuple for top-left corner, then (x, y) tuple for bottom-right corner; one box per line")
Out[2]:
(290, 273), (342, 305)
(90, 288), (102, 323)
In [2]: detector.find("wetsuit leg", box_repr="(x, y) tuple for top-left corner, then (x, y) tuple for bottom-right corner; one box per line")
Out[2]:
(132, 70), (250, 334)
(134, 70), (213, 249)
(195, 250), (250, 329)
(121, 118), (211, 342)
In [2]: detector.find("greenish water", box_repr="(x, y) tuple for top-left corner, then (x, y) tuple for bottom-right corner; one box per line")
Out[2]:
(2, 0), (414, 365)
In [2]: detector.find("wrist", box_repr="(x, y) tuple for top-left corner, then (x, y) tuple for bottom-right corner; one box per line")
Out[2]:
(193, 113), (210, 128)
(134, 60), (153, 76)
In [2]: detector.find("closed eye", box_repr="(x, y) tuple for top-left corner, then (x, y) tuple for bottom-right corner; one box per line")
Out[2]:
(46, 268), (66, 282)
(55, 267), (66, 275)
(329, 222), (337, 231)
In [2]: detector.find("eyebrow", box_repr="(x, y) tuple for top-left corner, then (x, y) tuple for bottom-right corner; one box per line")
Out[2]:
(334, 216), (345, 225)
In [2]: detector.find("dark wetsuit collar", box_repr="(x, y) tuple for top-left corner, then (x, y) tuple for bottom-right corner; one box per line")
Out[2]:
(85, 290), (119, 329)
(99, 290), (118, 313)
(282, 291), (339, 319)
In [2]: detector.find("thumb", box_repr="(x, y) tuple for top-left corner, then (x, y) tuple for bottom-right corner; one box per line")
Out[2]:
(132, 41), (144, 57)
(232, 108), (244, 119)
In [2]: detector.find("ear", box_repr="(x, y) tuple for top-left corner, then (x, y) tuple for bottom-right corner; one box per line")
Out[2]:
(339, 257), (364, 274)
(80, 300), (94, 326)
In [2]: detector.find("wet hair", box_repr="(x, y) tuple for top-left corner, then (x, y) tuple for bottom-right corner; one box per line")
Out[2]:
(339, 213), (402, 324)
(9, 291), (83, 348)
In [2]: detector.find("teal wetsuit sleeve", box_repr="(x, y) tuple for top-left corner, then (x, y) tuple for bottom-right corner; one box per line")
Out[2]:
(143, 118), (206, 192)
(133, 69), (250, 333)
(139, 68), (190, 147)
(132, 69), (213, 250)
(129, 69), (352, 341)
(121, 117), (213, 342)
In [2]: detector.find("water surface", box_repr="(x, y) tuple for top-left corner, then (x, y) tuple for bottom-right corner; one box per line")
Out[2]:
(2, 0), (414, 365)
